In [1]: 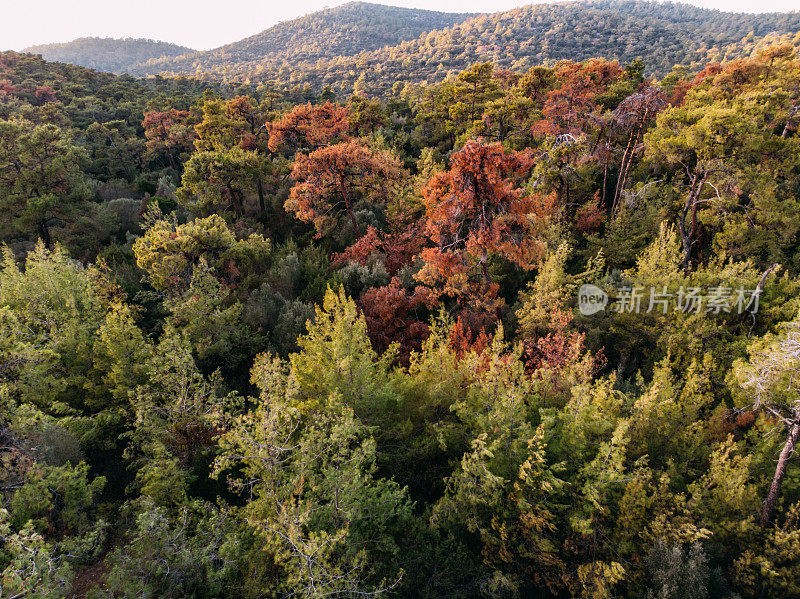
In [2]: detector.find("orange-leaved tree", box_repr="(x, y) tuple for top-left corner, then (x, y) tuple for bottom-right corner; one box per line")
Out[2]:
(534, 59), (623, 138)
(332, 221), (427, 275)
(416, 140), (550, 312)
(285, 139), (403, 237)
(268, 101), (350, 152)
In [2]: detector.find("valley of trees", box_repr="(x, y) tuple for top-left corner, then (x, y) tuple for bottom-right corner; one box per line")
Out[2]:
(3, 27), (800, 599)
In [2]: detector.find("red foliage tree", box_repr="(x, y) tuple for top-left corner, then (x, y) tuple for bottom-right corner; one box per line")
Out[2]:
(448, 315), (492, 360)
(332, 225), (383, 266)
(268, 101), (350, 152)
(534, 59), (623, 137)
(523, 309), (586, 373)
(575, 192), (606, 234)
(286, 140), (403, 237)
(34, 86), (56, 104)
(0, 79), (18, 98)
(522, 308), (603, 405)
(360, 277), (436, 364)
(333, 221), (427, 275)
(416, 140), (548, 312)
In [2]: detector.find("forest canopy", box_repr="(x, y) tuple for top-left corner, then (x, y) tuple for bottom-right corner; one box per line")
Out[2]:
(3, 11), (800, 599)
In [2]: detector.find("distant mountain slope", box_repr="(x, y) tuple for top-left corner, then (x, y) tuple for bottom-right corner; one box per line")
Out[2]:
(25, 37), (194, 74)
(320, 0), (800, 91)
(128, 2), (474, 76)
(130, 0), (800, 95)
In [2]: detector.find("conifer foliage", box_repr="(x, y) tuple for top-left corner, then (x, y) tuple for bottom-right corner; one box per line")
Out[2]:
(3, 32), (800, 599)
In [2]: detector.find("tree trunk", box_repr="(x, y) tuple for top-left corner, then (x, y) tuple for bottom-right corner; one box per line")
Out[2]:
(166, 147), (178, 171)
(480, 250), (491, 288)
(612, 128), (638, 214)
(338, 175), (361, 237)
(678, 171), (707, 271)
(229, 185), (244, 218)
(781, 106), (797, 138)
(38, 217), (52, 249)
(470, 82), (477, 122)
(760, 419), (800, 527)
(257, 180), (266, 213)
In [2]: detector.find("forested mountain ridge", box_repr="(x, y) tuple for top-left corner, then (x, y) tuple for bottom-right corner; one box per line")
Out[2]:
(129, 0), (800, 94)
(24, 37), (195, 74)
(127, 2), (475, 77)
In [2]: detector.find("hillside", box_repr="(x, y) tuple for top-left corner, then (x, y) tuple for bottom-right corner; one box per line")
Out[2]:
(128, 2), (474, 77)
(131, 1), (800, 94)
(4, 36), (800, 599)
(24, 37), (195, 74)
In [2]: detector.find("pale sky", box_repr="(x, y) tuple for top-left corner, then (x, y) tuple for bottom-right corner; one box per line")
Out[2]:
(4, 0), (798, 52)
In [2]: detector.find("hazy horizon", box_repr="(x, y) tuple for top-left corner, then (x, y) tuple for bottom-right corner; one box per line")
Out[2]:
(5, 0), (799, 53)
